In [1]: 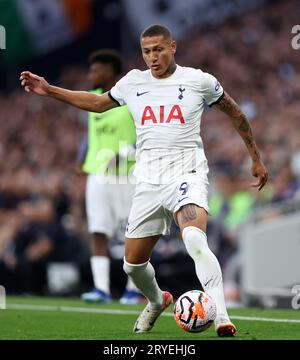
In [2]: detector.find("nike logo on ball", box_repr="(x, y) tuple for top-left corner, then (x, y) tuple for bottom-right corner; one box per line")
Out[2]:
(137, 91), (150, 96)
(204, 278), (213, 287)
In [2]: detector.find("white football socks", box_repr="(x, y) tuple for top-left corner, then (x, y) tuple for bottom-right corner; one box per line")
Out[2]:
(123, 258), (163, 306)
(182, 226), (229, 320)
(125, 276), (140, 292)
(90, 256), (110, 294)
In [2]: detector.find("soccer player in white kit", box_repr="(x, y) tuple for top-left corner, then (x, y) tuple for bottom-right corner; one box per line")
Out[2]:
(20, 25), (268, 337)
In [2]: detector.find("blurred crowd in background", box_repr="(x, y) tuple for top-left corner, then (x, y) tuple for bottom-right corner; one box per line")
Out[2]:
(0, 0), (299, 301)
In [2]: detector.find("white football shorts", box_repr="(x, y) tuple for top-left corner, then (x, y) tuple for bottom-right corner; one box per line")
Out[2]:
(86, 173), (134, 240)
(125, 174), (209, 238)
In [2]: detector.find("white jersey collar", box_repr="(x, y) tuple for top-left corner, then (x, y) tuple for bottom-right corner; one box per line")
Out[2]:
(150, 64), (181, 81)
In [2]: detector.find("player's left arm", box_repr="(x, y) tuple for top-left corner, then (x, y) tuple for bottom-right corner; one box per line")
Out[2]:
(216, 91), (268, 190)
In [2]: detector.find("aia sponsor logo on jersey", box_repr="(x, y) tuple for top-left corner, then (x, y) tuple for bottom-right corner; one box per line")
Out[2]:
(141, 105), (185, 125)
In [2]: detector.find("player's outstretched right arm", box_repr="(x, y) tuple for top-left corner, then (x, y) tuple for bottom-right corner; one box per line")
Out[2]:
(20, 71), (117, 113)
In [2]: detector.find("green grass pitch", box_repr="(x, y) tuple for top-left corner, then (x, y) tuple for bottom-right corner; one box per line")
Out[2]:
(0, 296), (299, 340)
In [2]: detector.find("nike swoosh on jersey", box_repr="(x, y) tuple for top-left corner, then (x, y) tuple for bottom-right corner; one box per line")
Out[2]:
(177, 196), (189, 203)
(137, 91), (150, 96)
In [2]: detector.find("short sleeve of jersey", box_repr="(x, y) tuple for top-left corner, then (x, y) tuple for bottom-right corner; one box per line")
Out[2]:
(109, 70), (136, 106)
(200, 72), (224, 107)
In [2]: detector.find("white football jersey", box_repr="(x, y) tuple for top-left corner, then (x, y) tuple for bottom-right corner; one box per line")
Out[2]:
(109, 65), (224, 184)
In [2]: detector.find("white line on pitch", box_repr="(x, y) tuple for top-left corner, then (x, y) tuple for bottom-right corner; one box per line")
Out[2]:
(7, 303), (300, 324)
(230, 315), (300, 323)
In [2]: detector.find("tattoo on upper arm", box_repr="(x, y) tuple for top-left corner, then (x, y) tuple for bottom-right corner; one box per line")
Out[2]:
(217, 92), (250, 131)
(216, 92), (260, 160)
(180, 205), (197, 224)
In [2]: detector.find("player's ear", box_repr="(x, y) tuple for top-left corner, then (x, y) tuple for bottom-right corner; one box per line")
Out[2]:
(171, 40), (177, 55)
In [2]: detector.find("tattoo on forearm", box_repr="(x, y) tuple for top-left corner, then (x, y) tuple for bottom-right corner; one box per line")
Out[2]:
(238, 118), (250, 132)
(180, 205), (197, 224)
(217, 92), (260, 160)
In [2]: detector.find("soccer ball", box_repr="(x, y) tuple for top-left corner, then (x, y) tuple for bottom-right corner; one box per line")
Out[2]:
(174, 290), (217, 333)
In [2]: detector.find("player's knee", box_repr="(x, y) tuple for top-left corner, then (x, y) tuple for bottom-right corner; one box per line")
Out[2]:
(182, 226), (209, 256)
(92, 232), (108, 243)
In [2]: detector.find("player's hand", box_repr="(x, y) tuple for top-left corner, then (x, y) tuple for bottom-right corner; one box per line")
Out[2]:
(20, 71), (50, 96)
(251, 159), (268, 191)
